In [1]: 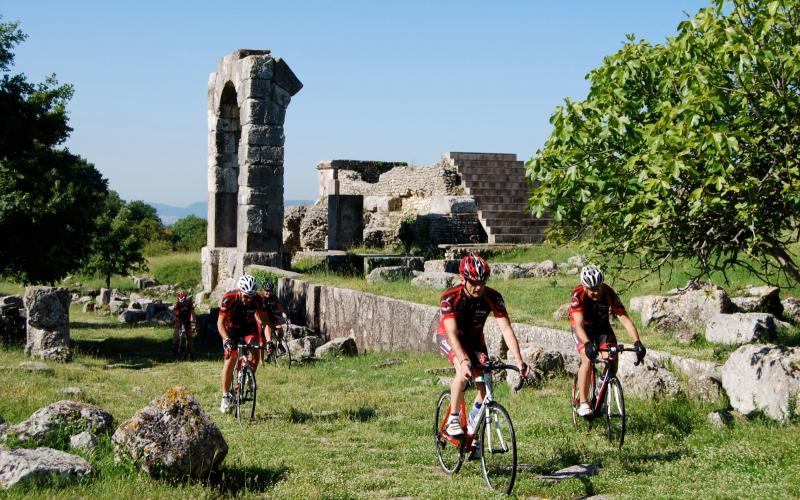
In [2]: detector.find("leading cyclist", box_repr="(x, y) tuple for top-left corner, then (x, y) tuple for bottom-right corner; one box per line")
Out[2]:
(217, 274), (269, 414)
(436, 253), (529, 442)
(172, 290), (197, 360)
(570, 264), (646, 417)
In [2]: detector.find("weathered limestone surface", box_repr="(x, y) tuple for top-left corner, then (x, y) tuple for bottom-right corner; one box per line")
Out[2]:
(1, 401), (113, 447)
(705, 312), (777, 344)
(629, 283), (735, 333)
(411, 272), (459, 289)
(316, 337), (358, 357)
(112, 386), (228, 479)
(365, 266), (415, 283)
(722, 344), (800, 421)
(0, 446), (92, 489)
(24, 287), (71, 362)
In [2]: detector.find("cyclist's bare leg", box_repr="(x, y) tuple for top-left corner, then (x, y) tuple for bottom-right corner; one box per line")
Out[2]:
(221, 351), (238, 393)
(578, 349), (592, 404)
(187, 330), (194, 355)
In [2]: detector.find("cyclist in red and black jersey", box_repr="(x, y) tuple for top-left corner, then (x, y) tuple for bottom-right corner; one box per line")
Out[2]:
(570, 264), (646, 417)
(436, 253), (529, 440)
(172, 290), (197, 360)
(260, 281), (290, 356)
(217, 274), (269, 414)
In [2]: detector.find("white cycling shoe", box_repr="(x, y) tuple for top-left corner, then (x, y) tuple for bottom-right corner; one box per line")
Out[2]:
(577, 402), (593, 417)
(219, 393), (233, 414)
(446, 416), (464, 437)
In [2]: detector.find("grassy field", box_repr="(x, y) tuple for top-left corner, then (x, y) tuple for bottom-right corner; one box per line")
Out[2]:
(1, 307), (798, 498)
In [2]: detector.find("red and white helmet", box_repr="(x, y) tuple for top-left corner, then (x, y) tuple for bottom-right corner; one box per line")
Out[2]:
(459, 252), (490, 282)
(176, 290), (187, 304)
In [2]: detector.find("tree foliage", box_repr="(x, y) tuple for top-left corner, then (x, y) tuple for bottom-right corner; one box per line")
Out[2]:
(0, 18), (108, 284)
(82, 191), (147, 289)
(172, 215), (207, 252)
(527, 0), (800, 285)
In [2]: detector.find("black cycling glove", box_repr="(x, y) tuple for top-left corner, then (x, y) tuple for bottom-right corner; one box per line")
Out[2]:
(634, 340), (646, 362)
(583, 341), (598, 361)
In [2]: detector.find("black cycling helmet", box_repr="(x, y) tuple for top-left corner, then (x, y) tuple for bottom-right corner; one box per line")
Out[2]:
(263, 281), (274, 292)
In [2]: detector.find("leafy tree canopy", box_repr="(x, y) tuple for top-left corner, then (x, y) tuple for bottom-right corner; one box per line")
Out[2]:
(527, 0), (800, 286)
(0, 17), (107, 284)
(82, 191), (147, 289)
(172, 215), (207, 252)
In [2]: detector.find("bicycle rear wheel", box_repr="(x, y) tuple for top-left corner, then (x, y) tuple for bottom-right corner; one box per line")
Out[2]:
(480, 402), (517, 495)
(570, 373), (580, 429)
(275, 338), (292, 368)
(433, 391), (465, 475)
(604, 377), (626, 448)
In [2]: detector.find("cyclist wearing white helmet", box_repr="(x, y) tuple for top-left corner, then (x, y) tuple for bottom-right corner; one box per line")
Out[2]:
(569, 264), (645, 417)
(216, 273), (269, 414)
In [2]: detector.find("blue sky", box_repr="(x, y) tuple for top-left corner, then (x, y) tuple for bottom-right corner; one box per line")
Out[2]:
(4, 0), (709, 206)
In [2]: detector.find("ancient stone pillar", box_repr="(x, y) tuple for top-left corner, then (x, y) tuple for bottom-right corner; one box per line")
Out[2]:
(24, 287), (71, 362)
(327, 195), (364, 250)
(203, 49), (302, 292)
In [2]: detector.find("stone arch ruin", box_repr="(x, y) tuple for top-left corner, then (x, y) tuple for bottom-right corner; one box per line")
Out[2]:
(202, 49), (302, 293)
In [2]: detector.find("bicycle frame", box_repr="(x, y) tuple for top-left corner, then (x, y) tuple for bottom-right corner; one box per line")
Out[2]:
(588, 344), (634, 418)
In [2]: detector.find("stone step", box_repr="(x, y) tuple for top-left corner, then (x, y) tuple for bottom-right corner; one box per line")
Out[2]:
(456, 162), (526, 173)
(482, 217), (550, 229)
(470, 195), (529, 205)
(460, 171), (527, 182)
(478, 209), (537, 218)
(466, 180), (529, 190)
(474, 202), (530, 212)
(487, 224), (550, 236)
(466, 187), (529, 197)
(446, 152), (517, 162)
(490, 233), (547, 244)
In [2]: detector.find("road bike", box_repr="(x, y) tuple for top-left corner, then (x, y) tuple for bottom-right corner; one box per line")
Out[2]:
(570, 344), (638, 448)
(174, 324), (189, 361)
(231, 342), (266, 423)
(433, 357), (525, 495)
(264, 319), (292, 368)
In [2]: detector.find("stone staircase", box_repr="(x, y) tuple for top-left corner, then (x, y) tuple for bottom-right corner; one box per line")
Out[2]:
(445, 152), (549, 244)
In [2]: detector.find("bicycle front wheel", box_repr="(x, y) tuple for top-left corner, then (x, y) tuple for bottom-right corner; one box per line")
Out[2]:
(433, 391), (464, 475)
(275, 339), (292, 368)
(236, 366), (257, 423)
(480, 402), (517, 495)
(604, 377), (626, 448)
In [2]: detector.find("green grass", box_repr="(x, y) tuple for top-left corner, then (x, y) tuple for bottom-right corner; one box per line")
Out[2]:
(1, 308), (798, 498)
(148, 252), (202, 290)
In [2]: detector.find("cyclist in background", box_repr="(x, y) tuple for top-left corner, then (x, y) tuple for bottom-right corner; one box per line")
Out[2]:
(172, 290), (197, 360)
(260, 281), (290, 361)
(570, 264), (646, 417)
(436, 253), (529, 442)
(217, 274), (269, 414)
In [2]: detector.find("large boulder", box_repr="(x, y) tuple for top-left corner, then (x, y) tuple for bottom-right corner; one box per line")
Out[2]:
(783, 297), (800, 323)
(705, 313), (777, 344)
(316, 337), (358, 357)
(506, 347), (565, 389)
(112, 386), (228, 479)
(144, 301), (169, 320)
(118, 309), (147, 324)
(730, 286), (783, 317)
(24, 287), (71, 362)
(722, 344), (800, 422)
(0, 446), (92, 489)
(132, 275), (158, 290)
(521, 260), (558, 278)
(1, 401), (113, 447)
(363, 227), (391, 248)
(423, 259), (460, 274)
(288, 336), (323, 359)
(411, 272), (459, 289)
(299, 202), (328, 251)
(108, 299), (128, 315)
(615, 352), (681, 399)
(629, 281), (735, 333)
(366, 266), (414, 284)
(490, 263), (527, 280)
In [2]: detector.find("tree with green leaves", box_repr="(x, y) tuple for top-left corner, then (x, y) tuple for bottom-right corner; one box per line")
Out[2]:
(172, 215), (207, 252)
(82, 191), (147, 289)
(0, 18), (108, 284)
(527, 0), (800, 285)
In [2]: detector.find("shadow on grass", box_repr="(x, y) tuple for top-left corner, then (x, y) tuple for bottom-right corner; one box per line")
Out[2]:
(72, 335), (219, 365)
(520, 445), (594, 476)
(626, 398), (698, 441)
(617, 449), (686, 474)
(209, 464), (289, 495)
(71, 321), (157, 330)
(285, 404), (377, 424)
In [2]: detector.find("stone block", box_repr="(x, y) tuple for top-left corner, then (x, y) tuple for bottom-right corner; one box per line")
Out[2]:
(242, 124), (284, 147)
(705, 313), (776, 344)
(240, 98), (285, 126)
(208, 167), (239, 193)
(423, 259), (460, 273)
(363, 196), (400, 212)
(240, 78), (271, 99)
(24, 287), (70, 329)
(411, 272), (459, 289)
(239, 54), (274, 80)
(24, 323), (71, 362)
(430, 196), (476, 215)
(272, 57), (303, 96)
(0, 447), (92, 489)
(271, 84), (292, 108)
(327, 195), (363, 250)
(364, 256), (423, 275)
(240, 145), (284, 165)
(366, 266), (415, 283)
(239, 163), (284, 187)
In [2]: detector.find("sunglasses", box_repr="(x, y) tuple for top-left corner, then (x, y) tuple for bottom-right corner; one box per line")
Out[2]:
(466, 278), (487, 286)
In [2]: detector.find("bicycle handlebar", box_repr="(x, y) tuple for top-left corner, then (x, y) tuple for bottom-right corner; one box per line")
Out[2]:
(597, 344), (643, 366)
(469, 360), (527, 392)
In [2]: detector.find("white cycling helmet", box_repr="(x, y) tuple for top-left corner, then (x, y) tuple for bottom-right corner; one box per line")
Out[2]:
(237, 274), (258, 296)
(580, 264), (604, 288)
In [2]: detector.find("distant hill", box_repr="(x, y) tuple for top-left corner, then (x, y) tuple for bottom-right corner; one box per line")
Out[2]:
(151, 200), (314, 225)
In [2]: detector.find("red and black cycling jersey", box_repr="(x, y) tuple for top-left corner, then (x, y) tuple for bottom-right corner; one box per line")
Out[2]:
(260, 294), (286, 316)
(219, 291), (266, 334)
(568, 284), (627, 334)
(173, 300), (194, 327)
(437, 285), (509, 341)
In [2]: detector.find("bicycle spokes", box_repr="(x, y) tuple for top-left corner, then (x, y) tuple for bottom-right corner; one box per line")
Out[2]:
(480, 403), (517, 495)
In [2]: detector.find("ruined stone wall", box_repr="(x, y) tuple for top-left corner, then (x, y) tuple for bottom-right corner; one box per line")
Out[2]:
(336, 161), (462, 198)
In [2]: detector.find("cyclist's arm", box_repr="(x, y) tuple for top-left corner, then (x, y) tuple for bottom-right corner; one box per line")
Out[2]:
(256, 309), (271, 342)
(571, 310), (591, 344)
(443, 317), (471, 380)
(216, 314), (231, 343)
(616, 313), (641, 343)
(495, 316), (527, 375)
